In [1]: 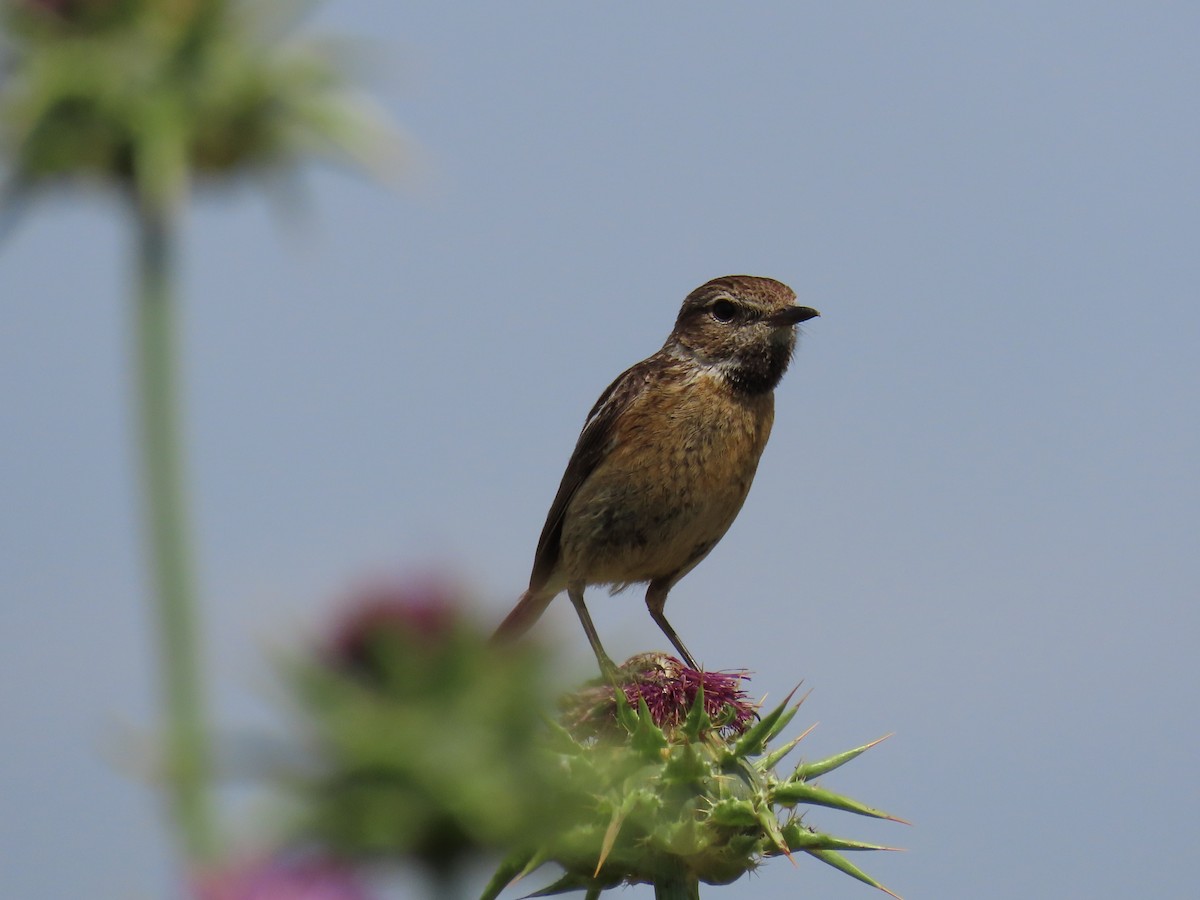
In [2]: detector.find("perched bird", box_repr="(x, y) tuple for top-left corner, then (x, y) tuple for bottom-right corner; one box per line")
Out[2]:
(494, 275), (818, 676)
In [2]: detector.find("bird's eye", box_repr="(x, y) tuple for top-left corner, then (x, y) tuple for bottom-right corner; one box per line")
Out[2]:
(710, 299), (737, 322)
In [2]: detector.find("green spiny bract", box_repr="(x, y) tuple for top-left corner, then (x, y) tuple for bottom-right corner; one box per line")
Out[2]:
(484, 654), (903, 900)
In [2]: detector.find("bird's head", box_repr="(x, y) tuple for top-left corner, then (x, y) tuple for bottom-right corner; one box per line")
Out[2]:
(668, 275), (818, 394)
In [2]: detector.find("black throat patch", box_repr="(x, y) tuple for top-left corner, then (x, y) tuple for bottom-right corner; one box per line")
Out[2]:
(724, 341), (793, 395)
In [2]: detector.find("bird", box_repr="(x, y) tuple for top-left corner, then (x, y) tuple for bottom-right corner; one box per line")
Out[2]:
(493, 275), (818, 677)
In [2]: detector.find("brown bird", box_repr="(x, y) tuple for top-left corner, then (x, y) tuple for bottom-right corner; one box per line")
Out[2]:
(494, 275), (818, 676)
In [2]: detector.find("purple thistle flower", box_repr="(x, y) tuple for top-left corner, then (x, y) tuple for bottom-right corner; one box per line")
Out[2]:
(563, 652), (756, 739)
(626, 656), (755, 735)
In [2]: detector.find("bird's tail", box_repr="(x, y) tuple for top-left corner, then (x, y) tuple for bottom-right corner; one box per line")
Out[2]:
(491, 588), (555, 643)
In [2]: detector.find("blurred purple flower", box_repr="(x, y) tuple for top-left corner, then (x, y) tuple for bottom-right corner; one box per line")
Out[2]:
(323, 576), (464, 674)
(192, 856), (372, 900)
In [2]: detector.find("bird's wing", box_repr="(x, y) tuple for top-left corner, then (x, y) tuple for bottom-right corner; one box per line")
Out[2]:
(528, 354), (664, 591)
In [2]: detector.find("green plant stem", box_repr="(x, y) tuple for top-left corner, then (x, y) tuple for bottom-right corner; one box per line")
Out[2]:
(654, 874), (700, 900)
(134, 198), (216, 863)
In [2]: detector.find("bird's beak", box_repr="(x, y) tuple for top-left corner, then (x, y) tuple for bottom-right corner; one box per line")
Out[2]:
(767, 306), (820, 327)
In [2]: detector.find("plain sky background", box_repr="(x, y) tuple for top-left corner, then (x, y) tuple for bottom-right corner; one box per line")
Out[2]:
(3, 3), (1198, 898)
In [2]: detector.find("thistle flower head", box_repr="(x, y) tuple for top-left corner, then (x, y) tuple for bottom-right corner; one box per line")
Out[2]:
(560, 653), (755, 740)
(323, 576), (462, 680)
(1, 0), (402, 213)
(281, 578), (560, 876)
(486, 658), (904, 899)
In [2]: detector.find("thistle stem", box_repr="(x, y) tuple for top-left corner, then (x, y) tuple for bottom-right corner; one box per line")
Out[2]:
(653, 874), (700, 900)
(134, 198), (216, 862)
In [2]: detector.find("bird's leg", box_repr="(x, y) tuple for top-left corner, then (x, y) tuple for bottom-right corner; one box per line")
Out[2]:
(646, 580), (699, 670)
(567, 583), (619, 681)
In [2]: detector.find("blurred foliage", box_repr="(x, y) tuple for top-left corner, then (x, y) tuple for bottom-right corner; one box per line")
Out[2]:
(0, 0), (398, 211)
(280, 580), (566, 878)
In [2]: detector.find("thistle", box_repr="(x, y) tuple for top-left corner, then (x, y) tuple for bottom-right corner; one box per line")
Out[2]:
(484, 654), (904, 900)
(282, 580), (564, 880)
(0, 0), (400, 865)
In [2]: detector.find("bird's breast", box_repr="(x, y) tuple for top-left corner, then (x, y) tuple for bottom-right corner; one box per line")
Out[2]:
(559, 370), (774, 584)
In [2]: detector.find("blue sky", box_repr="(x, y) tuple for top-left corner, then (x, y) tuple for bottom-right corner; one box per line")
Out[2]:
(3, 3), (1198, 898)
